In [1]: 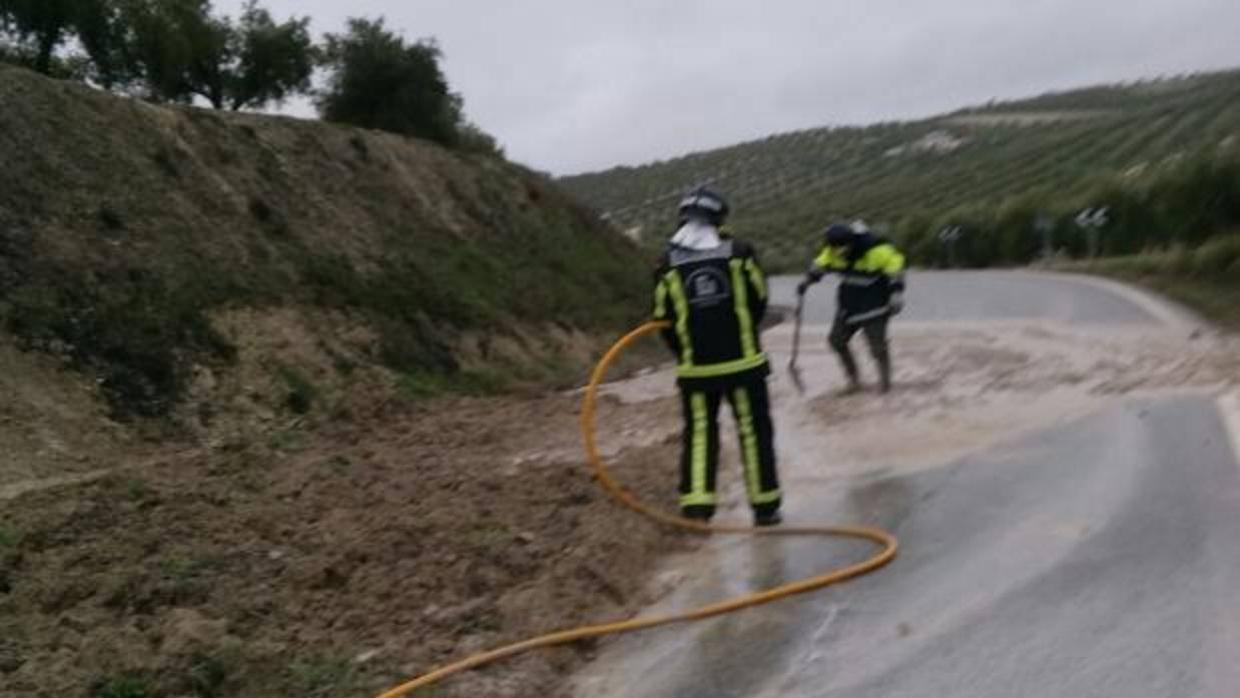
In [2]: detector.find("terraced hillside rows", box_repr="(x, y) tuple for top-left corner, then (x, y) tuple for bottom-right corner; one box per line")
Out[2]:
(560, 69), (1240, 270)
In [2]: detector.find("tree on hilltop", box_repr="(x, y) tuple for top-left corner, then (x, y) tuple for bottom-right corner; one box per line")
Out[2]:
(315, 17), (463, 147)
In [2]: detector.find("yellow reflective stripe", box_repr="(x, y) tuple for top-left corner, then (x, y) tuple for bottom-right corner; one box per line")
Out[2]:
(730, 260), (757, 358)
(744, 258), (767, 300)
(853, 250), (881, 272)
(680, 492), (718, 507)
(666, 271), (693, 365)
(653, 279), (669, 319)
(733, 387), (781, 505)
(885, 248), (906, 275)
(814, 246), (846, 270)
(677, 353), (768, 379)
(856, 244), (905, 273)
(733, 387), (761, 501)
(749, 488), (782, 505)
(689, 392), (709, 502)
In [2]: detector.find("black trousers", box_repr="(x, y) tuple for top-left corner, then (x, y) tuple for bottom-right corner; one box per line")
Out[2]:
(829, 311), (891, 389)
(678, 377), (780, 519)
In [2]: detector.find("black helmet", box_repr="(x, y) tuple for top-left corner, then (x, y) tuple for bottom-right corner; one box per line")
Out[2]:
(823, 222), (856, 246)
(677, 186), (729, 226)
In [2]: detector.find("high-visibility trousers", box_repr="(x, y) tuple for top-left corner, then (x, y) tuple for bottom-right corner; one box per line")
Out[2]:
(678, 377), (780, 517)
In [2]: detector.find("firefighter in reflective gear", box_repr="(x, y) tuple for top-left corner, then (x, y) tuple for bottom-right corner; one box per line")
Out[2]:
(796, 221), (906, 393)
(653, 187), (782, 526)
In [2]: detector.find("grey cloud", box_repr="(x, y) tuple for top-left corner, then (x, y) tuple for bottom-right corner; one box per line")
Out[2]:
(217, 0), (1240, 174)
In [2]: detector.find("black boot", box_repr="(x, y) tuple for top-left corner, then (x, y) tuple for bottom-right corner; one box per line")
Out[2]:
(754, 510), (783, 527)
(682, 505), (715, 523)
(833, 346), (861, 393)
(753, 502), (783, 527)
(877, 353), (892, 393)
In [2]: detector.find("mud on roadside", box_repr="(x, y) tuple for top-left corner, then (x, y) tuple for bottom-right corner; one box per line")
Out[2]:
(0, 387), (693, 698)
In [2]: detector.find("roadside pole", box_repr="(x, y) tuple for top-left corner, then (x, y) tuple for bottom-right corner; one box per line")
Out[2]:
(938, 225), (963, 268)
(1075, 207), (1110, 259)
(1035, 212), (1055, 262)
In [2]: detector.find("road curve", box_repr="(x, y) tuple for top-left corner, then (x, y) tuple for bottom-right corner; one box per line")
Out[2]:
(573, 271), (1238, 698)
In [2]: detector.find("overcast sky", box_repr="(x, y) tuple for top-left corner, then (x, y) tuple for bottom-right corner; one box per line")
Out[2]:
(218, 0), (1239, 175)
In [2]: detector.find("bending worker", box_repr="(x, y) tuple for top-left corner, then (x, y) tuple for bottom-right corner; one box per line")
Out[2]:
(796, 221), (906, 393)
(652, 186), (782, 526)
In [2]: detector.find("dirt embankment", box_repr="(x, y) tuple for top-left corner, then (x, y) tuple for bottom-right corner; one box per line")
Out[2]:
(0, 64), (679, 698)
(1, 376), (691, 698)
(0, 63), (649, 434)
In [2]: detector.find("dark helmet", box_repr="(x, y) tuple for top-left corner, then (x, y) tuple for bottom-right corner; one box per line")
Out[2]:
(677, 186), (730, 226)
(823, 222), (857, 246)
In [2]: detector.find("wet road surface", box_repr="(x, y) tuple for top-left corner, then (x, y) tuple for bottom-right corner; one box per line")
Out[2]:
(574, 271), (1239, 698)
(769, 269), (1194, 326)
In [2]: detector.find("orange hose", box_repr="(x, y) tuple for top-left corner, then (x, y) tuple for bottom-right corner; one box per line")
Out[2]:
(375, 322), (898, 698)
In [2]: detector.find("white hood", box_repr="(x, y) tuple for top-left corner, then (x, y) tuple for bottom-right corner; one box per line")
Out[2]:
(669, 220), (722, 251)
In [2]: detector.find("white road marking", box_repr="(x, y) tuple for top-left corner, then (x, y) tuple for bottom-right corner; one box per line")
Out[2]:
(1218, 391), (1240, 466)
(1024, 270), (1203, 330)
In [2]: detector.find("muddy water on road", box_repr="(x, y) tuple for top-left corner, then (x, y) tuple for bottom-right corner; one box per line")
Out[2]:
(571, 300), (1240, 697)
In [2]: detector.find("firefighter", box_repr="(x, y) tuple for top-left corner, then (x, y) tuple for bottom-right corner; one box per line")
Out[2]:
(796, 221), (906, 393)
(652, 187), (782, 526)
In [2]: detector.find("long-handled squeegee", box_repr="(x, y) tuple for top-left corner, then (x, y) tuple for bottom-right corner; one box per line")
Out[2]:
(788, 293), (806, 394)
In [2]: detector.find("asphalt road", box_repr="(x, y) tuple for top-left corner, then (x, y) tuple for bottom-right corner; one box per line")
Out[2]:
(768, 269), (1191, 326)
(574, 271), (1239, 698)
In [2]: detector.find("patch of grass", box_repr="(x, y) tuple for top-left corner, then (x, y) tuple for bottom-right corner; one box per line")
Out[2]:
(1110, 273), (1240, 329)
(1190, 235), (1240, 275)
(0, 525), (17, 550)
(0, 525), (17, 595)
(461, 607), (503, 634)
(462, 366), (515, 393)
(158, 557), (195, 582)
(184, 650), (233, 698)
(374, 314), (461, 377)
(159, 555), (224, 585)
(396, 367), (511, 401)
(4, 262), (238, 418)
(348, 134), (369, 161)
(151, 147), (180, 179)
(91, 675), (151, 698)
(248, 196), (289, 236)
(526, 350), (592, 391)
(288, 656), (358, 697)
(277, 364), (318, 415)
(98, 205), (125, 231)
(120, 477), (155, 503)
(322, 344), (356, 376)
(268, 428), (309, 453)
(463, 521), (511, 551)
(137, 555), (227, 609)
(248, 197), (274, 223)
(298, 252), (367, 308)
(166, 553), (226, 577)
(323, 455), (351, 475)
(395, 371), (454, 400)
(0, 630), (25, 672)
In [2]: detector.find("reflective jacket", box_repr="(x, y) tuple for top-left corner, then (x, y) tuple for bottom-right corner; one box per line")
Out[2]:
(811, 234), (906, 324)
(653, 239), (769, 386)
